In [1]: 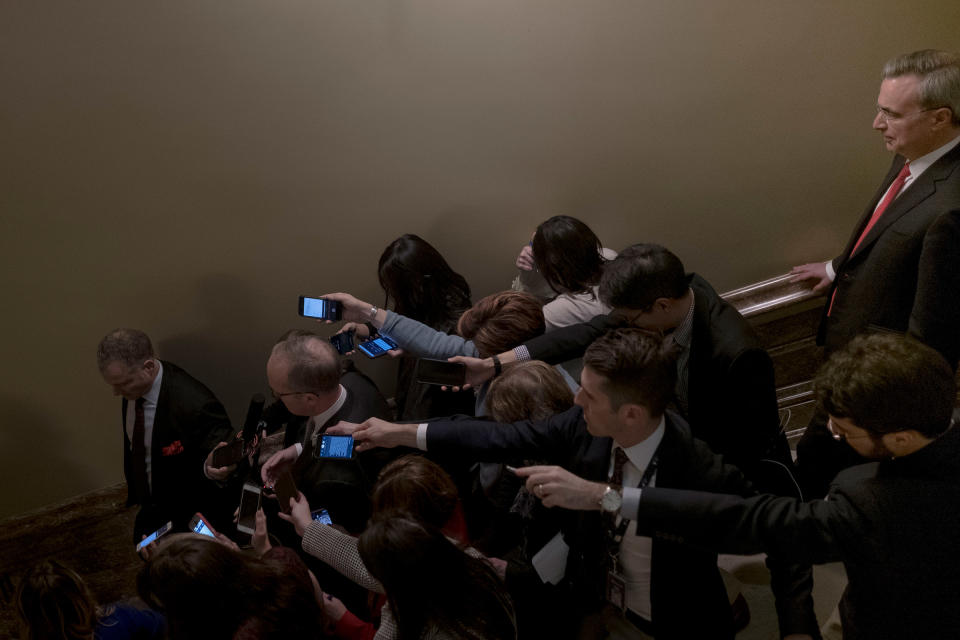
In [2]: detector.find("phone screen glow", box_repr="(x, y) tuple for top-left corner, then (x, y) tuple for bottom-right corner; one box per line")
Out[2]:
(192, 520), (216, 538)
(319, 435), (353, 458)
(302, 298), (328, 318)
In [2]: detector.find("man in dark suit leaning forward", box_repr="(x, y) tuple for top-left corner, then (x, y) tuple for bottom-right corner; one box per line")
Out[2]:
(258, 329), (392, 534)
(97, 328), (233, 541)
(791, 49), (960, 497)
(329, 329), (818, 639)
(533, 334), (960, 640)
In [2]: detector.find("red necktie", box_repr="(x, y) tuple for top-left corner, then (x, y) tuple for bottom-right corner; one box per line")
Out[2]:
(828, 162), (911, 316)
(131, 398), (150, 501)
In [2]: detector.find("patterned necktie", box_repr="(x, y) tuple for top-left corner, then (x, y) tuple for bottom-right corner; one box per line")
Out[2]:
(610, 446), (629, 485)
(131, 398), (149, 501)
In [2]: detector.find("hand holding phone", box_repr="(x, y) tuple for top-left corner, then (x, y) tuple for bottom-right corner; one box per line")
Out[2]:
(273, 471), (298, 515)
(330, 330), (355, 355)
(136, 521), (173, 553)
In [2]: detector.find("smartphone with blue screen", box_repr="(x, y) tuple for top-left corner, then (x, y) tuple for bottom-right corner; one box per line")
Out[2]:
(188, 513), (217, 539)
(136, 521), (173, 552)
(356, 335), (399, 358)
(317, 434), (354, 459)
(311, 508), (333, 525)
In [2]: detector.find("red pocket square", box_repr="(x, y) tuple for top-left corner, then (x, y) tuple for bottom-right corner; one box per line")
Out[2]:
(161, 440), (184, 456)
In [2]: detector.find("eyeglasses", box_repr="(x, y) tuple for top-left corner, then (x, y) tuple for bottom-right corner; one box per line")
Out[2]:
(875, 105), (947, 123)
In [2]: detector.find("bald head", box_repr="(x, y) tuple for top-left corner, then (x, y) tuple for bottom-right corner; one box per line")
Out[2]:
(269, 330), (341, 394)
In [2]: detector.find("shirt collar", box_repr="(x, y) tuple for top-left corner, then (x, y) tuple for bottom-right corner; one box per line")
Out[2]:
(907, 133), (960, 181)
(671, 289), (695, 350)
(142, 360), (163, 406)
(616, 415), (666, 472)
(311, 384), (347, 429)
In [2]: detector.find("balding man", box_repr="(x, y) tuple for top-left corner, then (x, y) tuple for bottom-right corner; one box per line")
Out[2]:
(792, 49), (960, 497)
(259, 330), (392, 534)
(97, 328), (232, 540)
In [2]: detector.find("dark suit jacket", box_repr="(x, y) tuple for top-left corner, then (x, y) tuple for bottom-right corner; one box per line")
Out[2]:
(820, 143), (960, 368)
(122, 360), (232, 537)
(427, 407), (815, 639)
(292, 367), (393, 534)
(521, 274), (783, 478)
(635, 424), (960, 640)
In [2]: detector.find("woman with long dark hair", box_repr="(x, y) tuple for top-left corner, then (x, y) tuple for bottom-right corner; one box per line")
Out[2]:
(358, 515), (516, 640)
(342, 234), (475, 420)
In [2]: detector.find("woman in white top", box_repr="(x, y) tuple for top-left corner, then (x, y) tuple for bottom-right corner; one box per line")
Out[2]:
(513, 215), (616, 377)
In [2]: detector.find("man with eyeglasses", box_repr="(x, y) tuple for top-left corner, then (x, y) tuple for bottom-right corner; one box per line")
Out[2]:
(97, 328), (233, 541)
(529, 333), (960, 640)
(257, 329), (391, 534)
(791, 49), (960, 499)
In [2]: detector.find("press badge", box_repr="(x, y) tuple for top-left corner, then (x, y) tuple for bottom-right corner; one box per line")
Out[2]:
(605, 565), (627, 611)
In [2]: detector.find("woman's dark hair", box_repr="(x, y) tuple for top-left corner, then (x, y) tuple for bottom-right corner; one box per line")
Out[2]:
(531, 216), (606, 296)
(137, 535), (325, 640)
(15, 560), (100, 640)
(486, 360), (575, 422)
(456, 291), (545, 357)
(372, 455), (459, 530)
(378, 234), (472, 330)
(358, 514), (516, 640)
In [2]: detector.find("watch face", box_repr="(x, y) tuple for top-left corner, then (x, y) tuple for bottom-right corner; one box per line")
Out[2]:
(601, 487), (622, 512)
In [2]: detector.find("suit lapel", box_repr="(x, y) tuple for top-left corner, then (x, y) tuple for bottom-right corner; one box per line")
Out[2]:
(836, 157), (905, 269)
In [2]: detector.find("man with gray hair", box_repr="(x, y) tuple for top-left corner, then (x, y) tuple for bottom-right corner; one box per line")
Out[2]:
(258, 330), (392, 534)
(791, 50), (960, 498)
(97, 328), (232, 541)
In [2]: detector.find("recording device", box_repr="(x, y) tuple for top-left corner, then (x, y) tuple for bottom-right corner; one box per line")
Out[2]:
(356, 335), (399, 358)
(330, 330), (355, 355)
(316, 434), (354, 459)
(414, 358), (466, 386)
(298, 296), (342, 321)
(236, 482), (262, 535)
(188, 513), (218, 538)
(136, 521), (173, 552)
(211, 393), (265, 468)
(273, 471), (298, 515)
(311, 508), (332, 525)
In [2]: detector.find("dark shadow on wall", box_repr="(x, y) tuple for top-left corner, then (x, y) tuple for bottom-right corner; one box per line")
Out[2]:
(156, 273), (278, 426)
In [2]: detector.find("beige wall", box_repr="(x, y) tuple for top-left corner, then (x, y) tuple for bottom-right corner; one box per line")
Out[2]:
(1, 1), (958, 518)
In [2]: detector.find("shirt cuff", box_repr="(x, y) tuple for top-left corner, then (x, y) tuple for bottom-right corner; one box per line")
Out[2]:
(824, 260), (836, 281)
(621, 486), (642, 520)
(416, 424), (429, 451)
(514, 345), (531, 362)
(294, 442), (303, 457)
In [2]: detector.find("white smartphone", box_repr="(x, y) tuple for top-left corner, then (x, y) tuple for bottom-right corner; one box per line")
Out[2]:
(237, 482), (262, 535)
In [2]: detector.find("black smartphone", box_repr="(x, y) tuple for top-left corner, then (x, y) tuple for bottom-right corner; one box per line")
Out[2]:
(330, 330), (355, 355)
(188, 513), (218, 539)
(316, 434), (354, 459)
(298, 296), (342, 321)
(274, 471), (298, 515)
(311, 508), (333, 525)
(356, 335), (399, 358)
(211, 438), (245, 468)
(136, 521), (173, 552)
(236, 482), (262, 535)
(415, 358), (466, 386)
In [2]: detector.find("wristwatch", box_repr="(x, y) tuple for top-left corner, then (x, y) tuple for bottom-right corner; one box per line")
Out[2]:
(599, 485), (622, 514)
